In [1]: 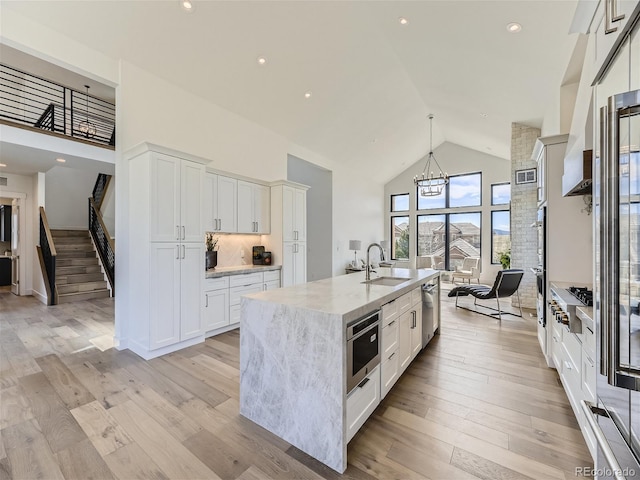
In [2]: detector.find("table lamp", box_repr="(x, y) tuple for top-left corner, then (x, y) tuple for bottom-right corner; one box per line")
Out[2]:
(348, 240), (361, 267)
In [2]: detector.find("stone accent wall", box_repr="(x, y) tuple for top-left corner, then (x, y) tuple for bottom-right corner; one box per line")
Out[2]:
(510, 123), (540, 309)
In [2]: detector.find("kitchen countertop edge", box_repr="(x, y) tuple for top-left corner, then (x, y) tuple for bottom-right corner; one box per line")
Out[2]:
(205, 264), (281, 278)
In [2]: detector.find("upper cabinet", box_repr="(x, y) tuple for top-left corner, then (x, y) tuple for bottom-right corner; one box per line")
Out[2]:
(593, 0), (640, 78)
(282, 185), (307, 242)
(148, 153), (204, 243)
(204, 173), (238, 233)
(237, 181), (270, 234)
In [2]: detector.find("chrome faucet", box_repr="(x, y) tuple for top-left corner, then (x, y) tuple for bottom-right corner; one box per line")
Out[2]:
(365, 243), (383, 281)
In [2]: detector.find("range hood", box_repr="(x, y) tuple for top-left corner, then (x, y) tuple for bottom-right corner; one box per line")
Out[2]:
(562, 149), (592, 196)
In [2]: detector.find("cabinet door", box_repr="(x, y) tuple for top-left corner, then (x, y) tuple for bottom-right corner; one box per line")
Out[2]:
(181, 161), (204, 243)
(410, 304), (422, 360)
(264, 280), (280, 290)
(255, 184), (270, 234)
(203, 288), (230, 331)
(237, 181), (255, 233)
(150, 154), (180, 242)
(282, 242), (296, 287)
(381, 352), (399, 399)
(398, 309), (412, 373)
(203, 173), (216, 232)
(282, 186), (295, 242)
(294, 243), (307, 285)
(149, 243), (181, 348)
(293, 187), (306, 241)
(216, 175), (238, 233)
(180, 243), (203, 340)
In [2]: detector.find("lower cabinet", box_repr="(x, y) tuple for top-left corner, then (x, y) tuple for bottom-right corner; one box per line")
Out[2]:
(282, 242), (306, 287)
(203, 269), (281, 334)
(149, 242), (203, 350)
(398, 298), (422, 374)
(346, 365), (380, 442)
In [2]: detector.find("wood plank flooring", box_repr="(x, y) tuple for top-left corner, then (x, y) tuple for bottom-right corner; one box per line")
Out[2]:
(0, 284), (593, 479)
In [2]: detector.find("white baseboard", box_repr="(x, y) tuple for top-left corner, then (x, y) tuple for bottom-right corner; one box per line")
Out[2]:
(32, 289), (47, 304)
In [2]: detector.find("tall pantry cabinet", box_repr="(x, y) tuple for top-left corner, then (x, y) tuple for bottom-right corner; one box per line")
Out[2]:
(127, 144), (206, 360)
(269, 181), (308, 287)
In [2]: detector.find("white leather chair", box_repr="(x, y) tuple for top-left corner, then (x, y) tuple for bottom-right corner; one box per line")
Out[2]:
(452, 257), (481, 284)
(416, 255), (434, 269)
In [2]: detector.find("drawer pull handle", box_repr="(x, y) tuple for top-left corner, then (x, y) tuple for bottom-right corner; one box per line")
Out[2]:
(388, 352), (396, 360)
(388, 320), (395, 326)
(585, 355), (594, 367)
(565, 361), (572, 371)
(358, 377), (370, 389)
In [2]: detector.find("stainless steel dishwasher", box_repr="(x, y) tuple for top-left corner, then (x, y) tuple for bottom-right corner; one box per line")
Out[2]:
(421, 279), (440, 349)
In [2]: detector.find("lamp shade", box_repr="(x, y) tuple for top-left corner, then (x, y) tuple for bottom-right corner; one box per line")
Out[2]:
(349, 240), (361, 251)
(380, 240), (390, 250)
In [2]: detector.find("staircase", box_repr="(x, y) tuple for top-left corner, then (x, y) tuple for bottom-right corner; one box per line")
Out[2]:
(52, 229), (110, 303)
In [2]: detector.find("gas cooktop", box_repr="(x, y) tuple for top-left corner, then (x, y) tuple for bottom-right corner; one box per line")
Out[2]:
(567, 286), (593, 307)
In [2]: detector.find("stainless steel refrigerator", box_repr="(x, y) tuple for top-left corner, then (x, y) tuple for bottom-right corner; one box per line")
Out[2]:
(587, 88), (640, 480)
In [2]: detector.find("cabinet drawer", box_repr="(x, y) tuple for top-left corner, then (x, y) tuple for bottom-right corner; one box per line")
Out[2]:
(564, 330), (582, 374)
(230, 283), (263, 306)
(381, 353), (399, 399)
(397, 292), (412, 315)
(582, 350), (596, 403)
(382, 320), (399, 357)
(346, 365), (380, 443)
(203, 276), (230, 291)
(381, 300), (398, 328)
(411, 287), (421, 306)
(264, 280), (280, 291)
(230, 272), (263, 287)
(230, 304), (241, 325)
(551, 328), (563, 371)
(264, 270), (280, 282)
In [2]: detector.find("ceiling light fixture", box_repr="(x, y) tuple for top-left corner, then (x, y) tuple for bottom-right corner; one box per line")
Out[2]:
(413, 114), (448, 197)
(304, 91), (312, 99)
(257, 56), (267, 65)
(77, 85), (96, 139)
(480, 112), (488, 118)
(181, 0), (194, 12)
(507, 22), (522, 33)
(399, 17), (408, 25)
(56, 158), (66, 163)
(0, 163), (6, 167)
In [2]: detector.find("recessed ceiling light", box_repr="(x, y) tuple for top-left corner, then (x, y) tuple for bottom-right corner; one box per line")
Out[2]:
(0, 163), (6, 167)
(399, 17), (408, 25)
(181, 0), (194, 13)
(257, 57), (267, 65)
(480, 112), (488, 118)
(304, 91), (312, 99)
(507, 22), (522, 33)
(56, 158), (66, 163)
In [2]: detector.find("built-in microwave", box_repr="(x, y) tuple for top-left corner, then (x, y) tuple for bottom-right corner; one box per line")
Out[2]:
(346, 310), (380, 394)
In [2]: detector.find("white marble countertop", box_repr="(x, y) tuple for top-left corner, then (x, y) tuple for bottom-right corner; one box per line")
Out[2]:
(244, 267), (439, 322)
(205, 264), (281, 278)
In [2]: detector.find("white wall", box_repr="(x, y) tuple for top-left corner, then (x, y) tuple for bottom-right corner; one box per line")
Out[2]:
(384, 142), (510, 283)
(45, 166), (100, 229)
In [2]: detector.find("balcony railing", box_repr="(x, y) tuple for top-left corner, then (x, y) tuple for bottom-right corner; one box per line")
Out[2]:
(0, 64), (115, 147)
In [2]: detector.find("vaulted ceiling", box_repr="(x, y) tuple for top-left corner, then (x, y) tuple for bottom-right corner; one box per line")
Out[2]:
(1, 1), (580, 180)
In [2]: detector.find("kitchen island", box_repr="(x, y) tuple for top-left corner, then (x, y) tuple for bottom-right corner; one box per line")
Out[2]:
(239, 267), (439, 473)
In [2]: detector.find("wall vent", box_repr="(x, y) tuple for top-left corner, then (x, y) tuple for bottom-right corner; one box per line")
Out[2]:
(0, 177), (7, 186)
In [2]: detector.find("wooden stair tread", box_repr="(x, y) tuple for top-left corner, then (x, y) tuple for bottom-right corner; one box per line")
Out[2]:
(55, 289), (110, 303)
(56, 272), (105, 284)
(56, 281), (108, 294)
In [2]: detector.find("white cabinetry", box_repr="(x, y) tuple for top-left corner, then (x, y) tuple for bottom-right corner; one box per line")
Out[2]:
(269, 181), (309, 287)
(204, 172), (237, 233)
(202, 276), (230, 332)
(128, 146), (205, 359)
(346, 365), (380, 442)
(237, 181), (270, 234)
(398, 289), (422, 374)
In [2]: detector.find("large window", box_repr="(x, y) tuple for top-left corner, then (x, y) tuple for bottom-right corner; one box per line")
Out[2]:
(417, 212), (481, 270)
(391, 193), (409, 212)
(491, 210), (511, 264)
(391, 216), (409, 260)
(418, 172), (481, 210)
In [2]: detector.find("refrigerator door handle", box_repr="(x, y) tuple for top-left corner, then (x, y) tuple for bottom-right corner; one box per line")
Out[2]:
(580, 400), (626, 480)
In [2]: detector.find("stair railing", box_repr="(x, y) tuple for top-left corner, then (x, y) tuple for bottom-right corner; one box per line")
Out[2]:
(89, 197), (115, 294)
(36, 207), (57, 305)
(92, 173), (112, 210)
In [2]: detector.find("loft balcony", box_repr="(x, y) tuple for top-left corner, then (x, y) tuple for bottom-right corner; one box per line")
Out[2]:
(0, 63), (115, 149)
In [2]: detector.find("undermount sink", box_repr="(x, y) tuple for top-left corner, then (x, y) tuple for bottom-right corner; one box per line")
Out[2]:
(361, 276), (411, 286)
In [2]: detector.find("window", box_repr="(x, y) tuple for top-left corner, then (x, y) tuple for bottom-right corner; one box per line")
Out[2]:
(417, 172), (481, 210)
(492, 183), (511, 205)
(449, 173), (481, 208)
(417, 212), (480, 270)
(391, 216), (409, 260)
(491, 210), (511, 264)
(391, 193), (409, 212)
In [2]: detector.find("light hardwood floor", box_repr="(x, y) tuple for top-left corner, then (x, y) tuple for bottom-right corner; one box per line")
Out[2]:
(0, 284), (592, 480)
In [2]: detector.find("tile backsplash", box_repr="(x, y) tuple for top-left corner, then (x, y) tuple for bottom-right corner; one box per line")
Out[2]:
(206, 233), (271, 268)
